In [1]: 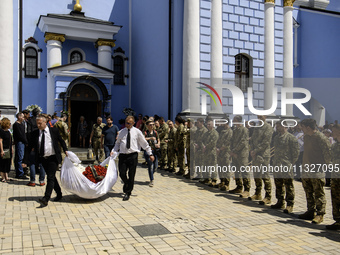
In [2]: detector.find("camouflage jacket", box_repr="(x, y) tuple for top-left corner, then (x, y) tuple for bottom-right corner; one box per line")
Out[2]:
(168, 127), (177, 147)
(203, 128), (219, 157)
(250, 121), (273, 158)
(331, 141), (340, 178)
(92, 123), (106, 139)
(193, 126), (208, 151)
(231, 126), (249, 158)
(216, 128), (233, 159)
(185, 126), (196, 149)
(158, 123), (169, 144)
(55, 120), (69, 141)
(302, 131), (331, 178)
(175, 123), (185, 148)
(273, 132), (299, 167)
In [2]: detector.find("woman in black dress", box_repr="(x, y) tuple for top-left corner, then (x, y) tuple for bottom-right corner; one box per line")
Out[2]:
(0, 118), (13, 182)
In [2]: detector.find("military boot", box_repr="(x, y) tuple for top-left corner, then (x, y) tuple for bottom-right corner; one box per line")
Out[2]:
(283, 205), (294, 214)
(259, 197), (271, 205)
(312, 214), (324, 224)
(217, 182), (225, 189)
(209, 180), (218, 187)
(240, 190), (250, 198)
(200, 178), (210, 184)
(176, 169), (185, 176)
(270, 199), (285, 209)
(248, 192), (262, 201)
(326, 222), (340, 230)
(298, 210), (315, 220)
(183, 170), (191, 179)
(229, 187), (243, 194)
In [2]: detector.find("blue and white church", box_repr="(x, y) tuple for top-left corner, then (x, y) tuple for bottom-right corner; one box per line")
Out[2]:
(0, 0), (339, 144)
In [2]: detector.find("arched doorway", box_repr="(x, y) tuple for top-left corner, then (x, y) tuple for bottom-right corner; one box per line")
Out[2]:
(68, 84), (100, 147)
(66, 76), (111, 147)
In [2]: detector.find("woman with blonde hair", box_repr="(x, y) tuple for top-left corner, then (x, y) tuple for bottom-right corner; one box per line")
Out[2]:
(0, 118), (13, 182)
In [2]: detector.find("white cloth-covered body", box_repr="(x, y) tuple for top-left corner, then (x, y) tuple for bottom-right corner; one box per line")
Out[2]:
(61, 151), (118, 199)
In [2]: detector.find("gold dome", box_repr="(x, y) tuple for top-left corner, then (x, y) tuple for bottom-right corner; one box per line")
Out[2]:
(74, 1), (82, 12)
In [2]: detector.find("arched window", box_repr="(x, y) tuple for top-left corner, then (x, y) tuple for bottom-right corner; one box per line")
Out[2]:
(24, 47), (38, 78)
(113, 55), (124, 85)
(235, 53), (253, 92)
(70, 50), (83, 63)
(112, 47), (128, 85)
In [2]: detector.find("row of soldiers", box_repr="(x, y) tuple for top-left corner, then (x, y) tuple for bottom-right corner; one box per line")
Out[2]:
(154, 114), (340, 230)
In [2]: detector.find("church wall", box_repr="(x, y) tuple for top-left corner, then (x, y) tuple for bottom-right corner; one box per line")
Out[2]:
(199, 0), (285, 119)
(130, 0), (170, 119)
(294, 7), (340, 123)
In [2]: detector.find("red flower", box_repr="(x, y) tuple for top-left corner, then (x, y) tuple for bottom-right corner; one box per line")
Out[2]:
(83, 165), (107, 183)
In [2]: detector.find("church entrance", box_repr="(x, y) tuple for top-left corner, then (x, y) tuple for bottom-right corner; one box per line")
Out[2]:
(68, 84), (101, 147)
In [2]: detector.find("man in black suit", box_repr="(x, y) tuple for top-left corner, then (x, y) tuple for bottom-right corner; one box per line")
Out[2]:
(28, 115), (68, 207)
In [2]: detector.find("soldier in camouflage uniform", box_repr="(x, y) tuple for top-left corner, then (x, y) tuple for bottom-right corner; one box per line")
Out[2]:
(299, 118), (331, 224)
(249, 115), (274, 204)
(158, 117), (169, 170)
(166, 120), (177, 172)
(326, 124), (340, 230)
(89, 117), (106, 163)
(175, 115), (186, 175)
(184, 119), (196, 179)
(270, 121), (299, 213)
(216, 119), (233, 191)
(54, 114), (69, 163)
(229, 115), (250, 195)
(200, 119), (219, 186)
(193, 118), (208, 180)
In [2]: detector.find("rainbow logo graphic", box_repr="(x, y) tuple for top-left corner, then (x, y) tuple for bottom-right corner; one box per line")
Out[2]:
(197, 82), (222, 106)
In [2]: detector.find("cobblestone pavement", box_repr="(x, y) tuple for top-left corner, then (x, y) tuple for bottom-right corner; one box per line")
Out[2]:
(0, 155), (340, 254)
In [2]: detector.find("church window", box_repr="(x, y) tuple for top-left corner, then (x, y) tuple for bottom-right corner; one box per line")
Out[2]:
(113, 47), (128, 85)
(24, 47), (38, 78)
(70, 51), (83, 63)
(235, 53), (253, 92)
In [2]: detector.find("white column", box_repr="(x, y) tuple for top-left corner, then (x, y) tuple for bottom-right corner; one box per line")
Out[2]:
(264, 0), (275, 111)
(210, 0), (223, 114)
(96, 39), (116, 70)
(283, 1), (294, 117)
(182, 0), (200, 114)
(0, 0), (16, 122)
(45, 33), (64, 114)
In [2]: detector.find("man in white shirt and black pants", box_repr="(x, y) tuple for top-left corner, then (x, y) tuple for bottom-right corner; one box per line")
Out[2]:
(111, 115), (154, 201)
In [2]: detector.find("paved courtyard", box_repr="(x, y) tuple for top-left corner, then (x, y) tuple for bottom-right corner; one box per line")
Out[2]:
(0, 154), (340, 255)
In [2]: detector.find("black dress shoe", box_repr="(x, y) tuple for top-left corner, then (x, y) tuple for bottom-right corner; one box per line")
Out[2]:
(38, 198), (48, 207)
(54, 195), (63, 202)
(123, 194), (130, 201)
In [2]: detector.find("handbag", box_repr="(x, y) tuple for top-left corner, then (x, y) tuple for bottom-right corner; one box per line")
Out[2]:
(87, 145), (94, 159)
(3, 149), (10, 159)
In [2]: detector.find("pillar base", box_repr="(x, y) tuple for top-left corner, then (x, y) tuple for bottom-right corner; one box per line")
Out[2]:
(0, 105), (17, 124)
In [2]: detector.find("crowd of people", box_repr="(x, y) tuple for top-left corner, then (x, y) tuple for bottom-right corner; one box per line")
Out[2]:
(0, 109), (339, 230)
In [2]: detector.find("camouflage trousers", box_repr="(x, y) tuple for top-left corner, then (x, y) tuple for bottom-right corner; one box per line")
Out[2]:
(59, 140), (68, 164)
(331, 178), (340, 222)
(186, 146), (190, 169)
(302, 178), (326, 215)
(234, 156), (251, 191)
(273, 177), (295, 206)
(177, 145), (185, 170)
(217, 155), (232, 184)
(253, 157), (271, 197)
(202, 155), (217, 180)
(160, 143), (168, 166)
(167, 146), (176, 169)
(92, 138), (105, 162)
(194, 150), (204, 178)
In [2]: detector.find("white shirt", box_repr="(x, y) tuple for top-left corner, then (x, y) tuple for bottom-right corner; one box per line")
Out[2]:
(39, 127), (55, 157)
(112, 126), (152, 155)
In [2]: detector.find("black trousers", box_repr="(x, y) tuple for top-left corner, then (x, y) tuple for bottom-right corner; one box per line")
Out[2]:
(40, 155), (61, 201)
(118, 152), (138, 195)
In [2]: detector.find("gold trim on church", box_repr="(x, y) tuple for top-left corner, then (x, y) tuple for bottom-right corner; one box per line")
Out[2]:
(74, 0), (82, 12)
(265, 0), (275, 4)
(284, 0), (295, 7)
(44, 33), (66, 43)
(95, 39), (116, 48)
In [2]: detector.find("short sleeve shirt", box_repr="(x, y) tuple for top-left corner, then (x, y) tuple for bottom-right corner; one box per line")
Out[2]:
(102, 125), (119, 146)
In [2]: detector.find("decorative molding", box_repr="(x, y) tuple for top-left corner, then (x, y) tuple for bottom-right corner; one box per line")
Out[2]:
(44, 33), (65, 43)
(95, 39), (116, 48)
(265, 0), (275, 3)
(25, 37), (38, 44)
(284, 0), (295, 7)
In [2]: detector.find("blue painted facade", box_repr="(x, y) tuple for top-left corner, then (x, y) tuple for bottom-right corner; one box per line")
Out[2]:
(9, 0), (340, 131)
